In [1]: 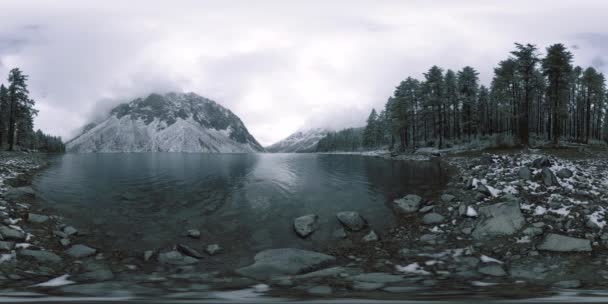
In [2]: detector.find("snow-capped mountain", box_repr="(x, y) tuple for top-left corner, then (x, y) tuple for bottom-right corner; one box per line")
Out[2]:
(266, 128), (330, 153)
(67, 92), (264, 153)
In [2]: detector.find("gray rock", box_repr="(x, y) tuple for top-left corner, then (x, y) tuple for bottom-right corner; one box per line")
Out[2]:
(236, 248), (335, 280)
(205, 244), (222, 256)
(186, 229), (200, 239)
(419, 234), (437, 243)
(158, 250), (199, 265)
(419, 205), (434, 213)
(522, 227), (543, 236)
(477, 184), (492, 197)
(393, 194), (422, 213)
(27, 213), (49, 223)
(478, 264), (506, 277)
(350, 272), (405, 284)
(59, 238), (71, 247)
(176, 244), (203, 259)
(441, 194), (455, 203)
(553, 280), (581, 289)
(143, 250), (154, 261)
(518, 167), (532, 180)
(63, 226), (78, 236)
(383, 286), (423, 293)
(538, 234), (591, 252)
(336, 211), (367, 231)
(20, 249), (62, 263)
(542, 168), (558, 186)
(532, 156), (552, 168)
(78, 262), (115, 282)
(4, 186), (35, 202)
(351, 281), (384, 291)
(332, 228), (347, 239)
(79, 269), (114, 282)
(307, 285), (332, 296)
(65, 244), (97, 258)
(362, 230), (378, 242)
(472, 195), (525, 240)
(0, 241), (15, 251)
(0, 226), (26, 241)
(422, 213), (445, 225)
(556, 168), (573, 179)
(293, 214), (318, 238)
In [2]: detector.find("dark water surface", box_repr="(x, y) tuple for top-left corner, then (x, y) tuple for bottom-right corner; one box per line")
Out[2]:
(32, 153), (448, 266)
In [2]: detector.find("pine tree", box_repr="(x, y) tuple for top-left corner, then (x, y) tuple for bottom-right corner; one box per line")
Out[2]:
(363, 109), (379, 148)
(0, 85), (8, 146)
(457, 67), (479, 140)
(423, 66), (444, 148)
(511, 43), (539, 146)
(444, 70), (458, 140)
(7, 68), (34, 151)
(542, 44), (573, 146)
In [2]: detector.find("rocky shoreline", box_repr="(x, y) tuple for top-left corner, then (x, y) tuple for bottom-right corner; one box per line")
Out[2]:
(1, 149), (608, 301)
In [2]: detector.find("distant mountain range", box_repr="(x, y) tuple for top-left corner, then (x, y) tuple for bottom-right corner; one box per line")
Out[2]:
(266, 128), (330, 153)
(67, 92), (264, 153)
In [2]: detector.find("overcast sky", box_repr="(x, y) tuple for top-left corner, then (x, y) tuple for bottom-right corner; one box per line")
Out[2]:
(1, 0), (607, 145)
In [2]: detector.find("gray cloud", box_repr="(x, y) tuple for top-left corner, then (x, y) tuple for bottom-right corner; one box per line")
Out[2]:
(1, 0), (608, 145)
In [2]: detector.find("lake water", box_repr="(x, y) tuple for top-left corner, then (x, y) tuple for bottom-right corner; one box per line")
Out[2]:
(32, 153), (449, 268)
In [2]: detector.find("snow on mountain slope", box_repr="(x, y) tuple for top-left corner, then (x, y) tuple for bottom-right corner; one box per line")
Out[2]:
(266, 128), (330, 153)
(67, 92), (264, 153)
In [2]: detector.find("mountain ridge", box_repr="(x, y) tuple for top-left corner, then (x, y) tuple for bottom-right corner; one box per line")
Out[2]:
(67, 92), (264, 153)
(266, 128), (330, 153)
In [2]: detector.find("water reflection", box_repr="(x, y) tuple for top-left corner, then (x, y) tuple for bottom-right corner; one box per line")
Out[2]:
(33, 153), (449, 267)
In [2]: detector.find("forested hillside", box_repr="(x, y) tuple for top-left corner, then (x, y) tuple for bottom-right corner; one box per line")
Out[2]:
(319, 43), (608, 152)
(0, 68), (64, 152)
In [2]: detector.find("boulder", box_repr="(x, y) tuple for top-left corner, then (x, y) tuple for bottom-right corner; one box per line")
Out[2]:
(532, 156), (552, 168)
(471, 195), (525, 240)
(336, 211), (367, 231)
(0, 226), (26, 241)
(542, 168), (558, 187)
(441, 194), (455, 203)
(236, 248), (335, 280)
(77, 262), (115, 282)
(518, 167), (532, 180)
(556, 168), (574, 179)
(186, 229), (201, 239)
(350, 272), (405, 284)
(205, 244), (222, 255)
(28, 213), (49, 224)
(176, 244), (204, 259)
(20, 249), (62, 263)
(143, 250), (154, 262)
(477, 184), (493, 197)
(158, 250), (199, 265)
(332, 228), (347, 239)
(4, 186), (35, 202)
(307, 285), (332, 296)
(293, 214), (318, 238)
(393, 194), (422, 213)
(422, 213), (445, 225)
(478, 264), (506, 277)
(65, 244), (97, 258)
(553, 280), (582, 289)
(351, 281), (384, 291)
(0, 241), (15, 251)
(362, 230), (378, 242)
(538, 234), (591, 252)
(63, 226), (78, 236)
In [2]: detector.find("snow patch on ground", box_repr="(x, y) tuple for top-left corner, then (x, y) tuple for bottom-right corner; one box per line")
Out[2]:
(396, 263), (431, 275)
(32, 275), (75, 287)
